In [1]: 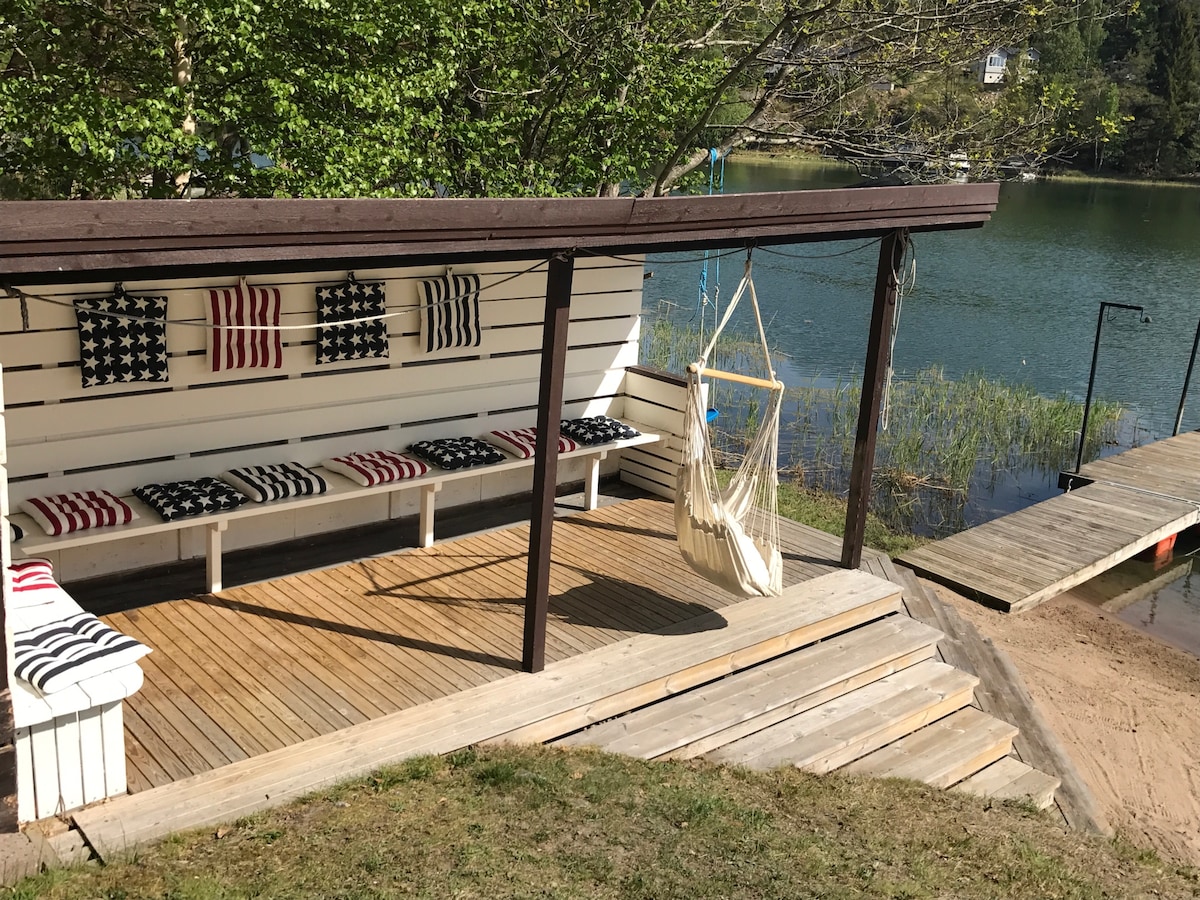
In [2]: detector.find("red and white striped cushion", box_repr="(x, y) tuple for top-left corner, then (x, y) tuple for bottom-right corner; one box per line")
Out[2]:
(322, 451), (430, 487)
(7, 559), (68, 610)
(485, 427), (578, 460)
(18, 491), (138, 537)
(207, 281), (283, 372)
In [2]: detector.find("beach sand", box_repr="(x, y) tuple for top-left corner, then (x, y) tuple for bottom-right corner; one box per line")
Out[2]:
(935, 583), (1200, 867)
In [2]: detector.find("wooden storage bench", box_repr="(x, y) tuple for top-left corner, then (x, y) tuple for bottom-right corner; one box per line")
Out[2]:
(13, 425), (661, 593)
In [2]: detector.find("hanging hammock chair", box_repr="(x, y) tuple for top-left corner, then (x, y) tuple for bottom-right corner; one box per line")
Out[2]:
(675, 256), (784, 598)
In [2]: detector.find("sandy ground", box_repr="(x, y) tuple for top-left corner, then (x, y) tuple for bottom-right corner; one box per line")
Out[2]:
(936, 584), (1200, 868)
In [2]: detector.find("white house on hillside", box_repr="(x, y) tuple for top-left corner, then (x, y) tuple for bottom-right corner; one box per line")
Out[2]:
(972, 47), (1040, 85)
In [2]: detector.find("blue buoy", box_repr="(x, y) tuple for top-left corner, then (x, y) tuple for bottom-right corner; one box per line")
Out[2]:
(706, 408), (719, 424)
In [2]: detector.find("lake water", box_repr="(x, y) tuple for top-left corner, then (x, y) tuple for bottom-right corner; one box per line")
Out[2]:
(645, 158), (1200, 440)
(644, 157), (1200, 652)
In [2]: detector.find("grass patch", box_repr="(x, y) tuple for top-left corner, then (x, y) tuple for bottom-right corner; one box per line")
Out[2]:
(776, 480), (925, 557)
(11, 746), (1198, 899)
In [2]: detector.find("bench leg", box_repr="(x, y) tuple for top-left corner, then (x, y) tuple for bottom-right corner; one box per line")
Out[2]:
(584, 451), (607, 511)
(420, 483), (440, 548)
(206, 520), (228, 593)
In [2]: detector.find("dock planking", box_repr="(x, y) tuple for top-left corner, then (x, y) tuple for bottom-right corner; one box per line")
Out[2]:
(899, 479), (1200, 612)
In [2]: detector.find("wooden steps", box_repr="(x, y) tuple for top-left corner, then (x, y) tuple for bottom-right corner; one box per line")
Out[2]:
(956, 755), (1061, 810)
(555, 615), (943, 760)
(841, 707), (1017, 788)
(706, 660), (978, 773)
(73, 567), (900, 860)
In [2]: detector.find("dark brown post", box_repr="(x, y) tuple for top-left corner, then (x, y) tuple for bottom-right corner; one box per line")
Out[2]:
(522, 254), (574, 673)
(841, 229), (905, 569)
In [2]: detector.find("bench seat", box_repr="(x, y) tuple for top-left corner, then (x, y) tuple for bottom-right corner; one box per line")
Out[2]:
(13, 424), (662, 592)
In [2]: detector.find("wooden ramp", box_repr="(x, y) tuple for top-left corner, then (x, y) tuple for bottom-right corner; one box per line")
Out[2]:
(898, 481), (1200, 612)
(1073, 429), (1200, 503)
(73, 568), (901, 860)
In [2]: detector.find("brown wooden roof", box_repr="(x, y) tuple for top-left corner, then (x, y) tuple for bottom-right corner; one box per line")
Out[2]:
(0, 184), (998, 284)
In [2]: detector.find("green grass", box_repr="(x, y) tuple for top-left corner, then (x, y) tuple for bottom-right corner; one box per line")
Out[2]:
(10, 746), (1198, 899)
(775, 479), (925, 557)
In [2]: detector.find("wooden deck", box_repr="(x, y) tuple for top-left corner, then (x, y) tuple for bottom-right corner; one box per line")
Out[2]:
(104, 496), (854, 792)
(899, 432), (1200, 612)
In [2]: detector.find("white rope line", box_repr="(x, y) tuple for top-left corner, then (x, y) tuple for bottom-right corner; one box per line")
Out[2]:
(1, 258), (550, 333)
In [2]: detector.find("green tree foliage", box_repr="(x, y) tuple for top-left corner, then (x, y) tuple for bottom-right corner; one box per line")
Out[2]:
(1, 0), (1115, 198)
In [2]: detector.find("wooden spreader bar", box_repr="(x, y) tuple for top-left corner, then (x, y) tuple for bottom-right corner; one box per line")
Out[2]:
(688, 364), (784, 392)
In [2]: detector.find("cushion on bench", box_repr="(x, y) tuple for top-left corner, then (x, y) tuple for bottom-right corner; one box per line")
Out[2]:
(133, 477), (251, 521)
(485, 428), (579, 460)
(560, 416), (642, 446)
(220, 463), (328, 503)
(14, 612), (152, 694)
(8, 559), (64, 610)
(322, 451), (430, 487)
(19, 490), (139, 536)
(407, 437), (506, 470)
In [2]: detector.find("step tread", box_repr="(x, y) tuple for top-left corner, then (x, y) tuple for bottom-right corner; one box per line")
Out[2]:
(706, 659), (978, 773)
(957, 756), (1062, 809)
(840, 707), (1018, 788)
(556, 615), (942, 759)
(74, 568), (902, 859)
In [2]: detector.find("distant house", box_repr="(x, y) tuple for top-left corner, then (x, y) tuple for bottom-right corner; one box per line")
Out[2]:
(972, 47), (1040, 85)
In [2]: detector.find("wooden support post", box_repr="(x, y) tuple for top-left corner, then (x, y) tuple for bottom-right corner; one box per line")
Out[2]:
(523, 254), (574, 673)
(583, 452), (607, 511)
(419, 483), (440, 548)
(842, 229), (905, 570)
(205, 520), (227, 593)
(0, 367), (16, 831)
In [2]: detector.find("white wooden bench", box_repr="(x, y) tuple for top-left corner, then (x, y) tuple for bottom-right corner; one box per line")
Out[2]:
(13, 425), (661, 593)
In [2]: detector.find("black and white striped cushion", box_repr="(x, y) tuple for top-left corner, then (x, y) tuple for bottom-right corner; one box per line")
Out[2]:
(14, 612), (151, 694)
(418, 274), (482, 353)
(219, 463), (328, 503)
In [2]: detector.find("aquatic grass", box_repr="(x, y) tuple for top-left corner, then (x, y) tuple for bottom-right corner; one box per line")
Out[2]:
(641, 318), (1125, 538)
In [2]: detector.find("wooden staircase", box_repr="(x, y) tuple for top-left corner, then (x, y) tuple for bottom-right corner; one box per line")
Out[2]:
(553, 571), (1061, 809)
(73, 567), (1059, 861)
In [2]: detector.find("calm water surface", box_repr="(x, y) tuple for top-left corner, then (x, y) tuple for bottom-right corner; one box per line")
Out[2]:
(645, 159), (1200, 439)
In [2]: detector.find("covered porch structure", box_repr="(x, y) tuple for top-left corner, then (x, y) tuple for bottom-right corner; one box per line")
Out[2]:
(0, 184), (1000, 831)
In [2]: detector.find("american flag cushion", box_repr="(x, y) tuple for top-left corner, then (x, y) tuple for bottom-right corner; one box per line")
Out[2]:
(19, 490), (139, 536)
(207, 281), (284, 372)
(560, 416), (642, 446)
(133, 477), (250, 521)
(418, 273), (482, 353)
(219, 463), (328, 503)
(485, 428), (578, 460)
(322, 451), (430, 487)
(74, 292), (169, 388)
(316, 278), (389, 364)
(14, 613), (151, 694)
(407, 437), (506, 470)
(7, 559), (63, 610)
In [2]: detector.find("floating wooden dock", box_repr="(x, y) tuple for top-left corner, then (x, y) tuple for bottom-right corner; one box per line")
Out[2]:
(900, 431), (1200, 613)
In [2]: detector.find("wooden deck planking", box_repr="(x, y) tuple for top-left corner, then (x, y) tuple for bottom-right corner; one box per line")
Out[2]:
(1077, 432), (1200, 500)
(900, 481), (1200, 611)
(105, 497), (847, 791)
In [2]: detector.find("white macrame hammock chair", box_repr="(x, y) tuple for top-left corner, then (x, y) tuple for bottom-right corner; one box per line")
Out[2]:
(675, 257), (784, 598)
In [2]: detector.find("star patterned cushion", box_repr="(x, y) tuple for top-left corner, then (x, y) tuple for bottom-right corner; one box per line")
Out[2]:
(406, 437), (507, 471)
(322, 451), (430, 487)
(74, 292), (169, 389)
(559, 416), (641, 446)
(219, 463), (328, 503)
(484, 428), (578, 460)
(19, 490), (139, 536)
(133, 477), (251, 522)
(315, 278), (389, 364)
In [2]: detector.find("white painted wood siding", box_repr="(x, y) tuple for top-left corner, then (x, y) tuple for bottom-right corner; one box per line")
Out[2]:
(1, 257), (648, 579)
